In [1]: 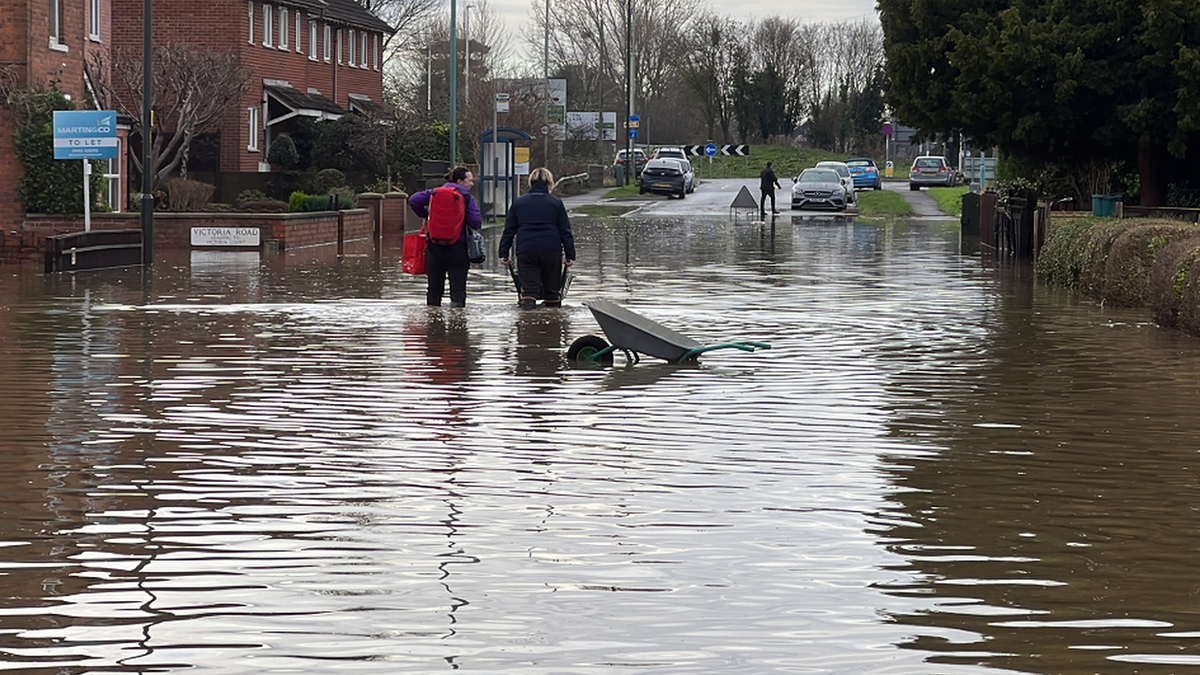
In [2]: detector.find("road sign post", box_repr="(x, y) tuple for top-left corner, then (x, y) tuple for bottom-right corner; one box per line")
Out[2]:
(53, 110), (118, 232)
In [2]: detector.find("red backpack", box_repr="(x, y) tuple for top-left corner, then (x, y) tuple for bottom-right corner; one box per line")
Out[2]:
(427, 186), (466, 245)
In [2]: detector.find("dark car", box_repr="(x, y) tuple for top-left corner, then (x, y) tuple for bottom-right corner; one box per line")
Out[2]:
(791, 168), (848, 210)
(639, 158), (690, 198)
(846, 158), (882, 190)
(615, 149), (648, 177)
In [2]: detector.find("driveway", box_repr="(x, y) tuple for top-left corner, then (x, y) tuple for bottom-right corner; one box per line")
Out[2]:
(882, 179), (957, 220)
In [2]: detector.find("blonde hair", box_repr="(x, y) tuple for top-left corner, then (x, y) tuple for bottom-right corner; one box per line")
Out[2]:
(529, 167), (554, 187)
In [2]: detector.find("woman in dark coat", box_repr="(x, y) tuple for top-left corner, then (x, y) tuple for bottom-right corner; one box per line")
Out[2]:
(498, 167), (576, 310)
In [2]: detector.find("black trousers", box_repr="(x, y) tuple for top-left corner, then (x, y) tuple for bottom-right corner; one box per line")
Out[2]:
(760, 189), (776, 217)
(517, 249), (563, 302)
(425, 240), (469, 306)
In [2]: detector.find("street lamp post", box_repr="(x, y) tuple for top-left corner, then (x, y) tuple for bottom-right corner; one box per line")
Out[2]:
(141, 0), (153, 263)
(543, 0), (550, 169)
(464, 4), (473, 111)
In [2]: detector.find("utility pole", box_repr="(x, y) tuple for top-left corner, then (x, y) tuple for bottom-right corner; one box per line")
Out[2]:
(141, 0), (153, 263)
(623, 0), (631, 186)
(544, 0), (550, 169)
(449, 0), (458, 166)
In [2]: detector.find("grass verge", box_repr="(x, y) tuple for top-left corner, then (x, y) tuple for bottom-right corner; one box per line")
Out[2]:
(855, 190), (914, 219)
(927, 186), (970, 218)
(572, 204), (641, 217)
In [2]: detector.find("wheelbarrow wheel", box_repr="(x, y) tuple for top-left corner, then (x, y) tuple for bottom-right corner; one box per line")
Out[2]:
(567, 335), (614, 364)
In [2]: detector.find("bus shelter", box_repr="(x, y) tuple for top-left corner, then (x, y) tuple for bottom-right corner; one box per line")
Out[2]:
(480, 127), (531, 220)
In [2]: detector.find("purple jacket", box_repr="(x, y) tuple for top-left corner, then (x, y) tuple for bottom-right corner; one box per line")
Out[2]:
(408, 182), (482, 244)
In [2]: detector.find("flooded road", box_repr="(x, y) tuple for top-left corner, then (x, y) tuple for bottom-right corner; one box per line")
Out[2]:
(3, 215), (1200, 674)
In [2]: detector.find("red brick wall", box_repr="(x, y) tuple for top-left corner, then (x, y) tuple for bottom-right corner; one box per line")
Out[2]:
(4, 209), (372, 264)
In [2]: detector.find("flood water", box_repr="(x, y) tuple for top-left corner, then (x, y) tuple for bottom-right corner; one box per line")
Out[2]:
(3, 215), (1200, 674)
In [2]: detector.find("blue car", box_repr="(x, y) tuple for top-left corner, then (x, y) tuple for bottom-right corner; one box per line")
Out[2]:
(846, 158), (882, 190)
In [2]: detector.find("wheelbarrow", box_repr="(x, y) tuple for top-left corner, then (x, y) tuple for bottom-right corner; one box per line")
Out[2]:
(567, 299), (771, 365)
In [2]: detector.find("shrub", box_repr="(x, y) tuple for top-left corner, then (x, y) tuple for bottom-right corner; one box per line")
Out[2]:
(1035, 217), (1097, 288)
(312, 168), (347, 194)
(8, 85), (105, 214)
(1102, 222), (1200, 307)
(1077, 219), (1133, 298)
(239, 200), (288, 213)
(267, 133), (300, 170)
(236, 188), (270, 206)
(164, 177), (215, 211)
(301, 194), (354, 211)
(202, 203), (234, 212)
(330, 185), (357, 208)
(288, 191), (308, 212)
(1148, 238), (1200, 327)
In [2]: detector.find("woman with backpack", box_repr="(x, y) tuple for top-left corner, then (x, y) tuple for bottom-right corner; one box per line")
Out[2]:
(408, 167), (483, 307)
(498, 167), (576, 310)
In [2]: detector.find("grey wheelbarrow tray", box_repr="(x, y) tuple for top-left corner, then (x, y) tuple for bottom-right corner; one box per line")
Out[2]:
(570, 299), (771, 364)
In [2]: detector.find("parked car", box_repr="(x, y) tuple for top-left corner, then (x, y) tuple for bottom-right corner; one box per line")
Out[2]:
(615, 148), (648, 177)
(639, 158), (693, 198)
(791, 168), (848, 211)
(814, 161), (856, 204)
(845, 158), (882, 190)
(652, 146), (688, 162)
(909, 156), (955, 189)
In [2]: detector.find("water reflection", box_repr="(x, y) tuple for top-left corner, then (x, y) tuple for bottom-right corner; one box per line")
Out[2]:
(1, 215), (1198, 673)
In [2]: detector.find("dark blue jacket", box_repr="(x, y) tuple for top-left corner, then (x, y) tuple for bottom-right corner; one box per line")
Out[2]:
(499, 184), (576, 259)
(408, 182), (482, 243)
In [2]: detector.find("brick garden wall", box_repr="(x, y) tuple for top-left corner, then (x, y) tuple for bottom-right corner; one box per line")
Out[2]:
(2, 209), (373, 266)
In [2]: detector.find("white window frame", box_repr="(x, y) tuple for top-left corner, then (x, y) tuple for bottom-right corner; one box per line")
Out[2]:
(360, 32), (368, 67)
(309, 20), (318, 60)
(323, 24), (331, 62)
(348, 29), (355, 67)
(278, 7), (287, 49)
(262, 4), (272, 48)
(373, 33), (379, 70)
(336, 29), (343, 64)
(49, 0), (66, 50)
(88, 0), (100, 41)
(295, 11), (303, 52)
(248, 107), (259, 151)
(247, 1), (254, 45)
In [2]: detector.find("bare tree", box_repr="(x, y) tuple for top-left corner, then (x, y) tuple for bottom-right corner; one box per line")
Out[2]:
(681, 14), (747, 142)
(90, 44), (250, 188)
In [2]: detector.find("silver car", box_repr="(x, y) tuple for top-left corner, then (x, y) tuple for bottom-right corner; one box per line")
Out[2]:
(909, 156), (955, 189)
(791, 168), (848, 211)
(815, 161), (856, 204)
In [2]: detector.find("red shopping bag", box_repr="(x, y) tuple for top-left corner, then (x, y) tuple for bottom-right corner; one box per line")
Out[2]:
(402, 224), (427, 275)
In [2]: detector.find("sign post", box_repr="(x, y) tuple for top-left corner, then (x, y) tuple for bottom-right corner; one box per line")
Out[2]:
(53, 110), (119, 232)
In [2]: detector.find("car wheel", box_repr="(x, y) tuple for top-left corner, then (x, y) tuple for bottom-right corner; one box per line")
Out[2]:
(909, 184), (919, 191)
(678, 189), (686, 199)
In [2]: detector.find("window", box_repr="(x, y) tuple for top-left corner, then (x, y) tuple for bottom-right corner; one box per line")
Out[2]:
(336, 29), (342, 64)
(323, 24), (331, 61)
(278, 7), (287, 49)
(247, 1), (254, 44)
(102, 156), (121, 212)
(348, 30), (355, 67)
(262, 4), (272, 47)
(295, 11), (302, 52)
(248, 107), (259, 151)
(360, 32), (368, 68)
(309, 20), (317, 60)
(373, 33), (379, 70)
(49, 0), (65, 49)
(88, 0), (100, 41)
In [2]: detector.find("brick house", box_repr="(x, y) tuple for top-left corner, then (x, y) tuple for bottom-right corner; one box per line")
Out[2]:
(1, 0), (391, 222)
(111, 0), (393, 179)
(1, 0), (124, 222)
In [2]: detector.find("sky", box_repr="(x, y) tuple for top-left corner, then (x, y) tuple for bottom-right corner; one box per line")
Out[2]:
(488, 0), (881, 49)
